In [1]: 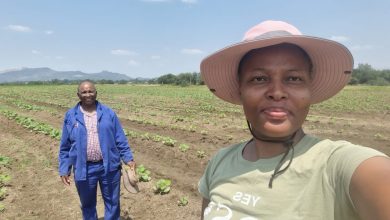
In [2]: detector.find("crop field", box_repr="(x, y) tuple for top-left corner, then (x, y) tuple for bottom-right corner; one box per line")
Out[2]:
(0, 84), (389, 219)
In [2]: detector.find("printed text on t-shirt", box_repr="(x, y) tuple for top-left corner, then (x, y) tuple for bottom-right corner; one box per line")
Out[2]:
(232, 192), (261, 207)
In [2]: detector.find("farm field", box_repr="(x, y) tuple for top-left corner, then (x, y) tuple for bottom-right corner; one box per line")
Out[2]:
(0, 84), (389, 219)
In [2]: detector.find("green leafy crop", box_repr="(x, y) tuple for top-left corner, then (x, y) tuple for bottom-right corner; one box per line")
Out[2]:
(0, 175), (11, 187)
(136, 164), (152, 182)
(178, 196), (189, 206)
(0, 156), (10, 167)
(179, 144), (189, 152)
(153, 179), (171, 195)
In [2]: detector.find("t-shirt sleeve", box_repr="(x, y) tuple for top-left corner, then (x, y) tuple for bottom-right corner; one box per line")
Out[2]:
(326, 142), (388, 207)
(198, 157), (214, 200)
(198, 143), (243, 201)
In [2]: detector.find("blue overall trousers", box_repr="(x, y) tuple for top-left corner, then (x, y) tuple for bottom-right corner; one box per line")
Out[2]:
(75, 161), (121, 220)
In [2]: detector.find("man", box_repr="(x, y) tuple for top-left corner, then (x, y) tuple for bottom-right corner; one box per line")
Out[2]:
(58, 80), (136, 220)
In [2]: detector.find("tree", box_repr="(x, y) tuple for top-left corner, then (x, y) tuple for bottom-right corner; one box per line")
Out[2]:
(349, 64), (389, 85)
(157, 74), (177, 84)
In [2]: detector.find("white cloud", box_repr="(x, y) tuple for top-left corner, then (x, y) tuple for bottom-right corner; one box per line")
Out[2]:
(55, 56), (64, 60)
(32, 50), (41, 55)
(6, 24), (32, 32)
(45, 30), (54, 35)
(128, 60), (139, 66)
(181, 48), (203, 55)
(350, 45), (373, 51)
(111, 49), (138, 56)
(330, 35), (349, 43)
(0, 67), (24, 73)
(181, 0), (197, 4)
(151, 55), (161, 60)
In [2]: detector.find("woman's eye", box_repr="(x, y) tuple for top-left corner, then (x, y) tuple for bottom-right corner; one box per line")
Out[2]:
(287, 76), (302, 82)
(252, 76), (268, 82)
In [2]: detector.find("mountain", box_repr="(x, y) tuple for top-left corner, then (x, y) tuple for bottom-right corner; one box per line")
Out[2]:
(0, 67), (133, 83)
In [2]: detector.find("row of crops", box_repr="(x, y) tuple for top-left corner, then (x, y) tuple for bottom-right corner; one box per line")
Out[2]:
(0, 155), (11, 212)
(0, 84), (389, 213)
(1, 85), (389, 143)
(0, 85), (389, 163)
(1, 84), (389, 114)
(0, 85), (389, 156)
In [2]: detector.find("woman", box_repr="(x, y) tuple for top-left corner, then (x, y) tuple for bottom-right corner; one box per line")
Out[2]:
(198, 20), (390, 220)
(58, 80), (136, 220)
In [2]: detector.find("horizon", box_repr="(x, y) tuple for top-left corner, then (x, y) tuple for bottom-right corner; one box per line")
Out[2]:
(1, 63), (388, 80)
(1, 0), (389, 78)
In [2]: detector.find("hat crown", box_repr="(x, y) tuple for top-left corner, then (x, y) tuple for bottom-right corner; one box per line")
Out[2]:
(243, 20), (302, 41)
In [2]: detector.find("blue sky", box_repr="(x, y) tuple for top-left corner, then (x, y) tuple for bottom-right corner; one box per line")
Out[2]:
(0, 0), (389, 78)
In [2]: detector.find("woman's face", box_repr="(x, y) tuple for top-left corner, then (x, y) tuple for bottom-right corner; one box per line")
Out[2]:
(238, 44), (312, 138)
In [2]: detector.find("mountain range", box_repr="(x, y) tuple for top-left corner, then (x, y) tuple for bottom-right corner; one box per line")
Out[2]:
(0, 67), (135, 83)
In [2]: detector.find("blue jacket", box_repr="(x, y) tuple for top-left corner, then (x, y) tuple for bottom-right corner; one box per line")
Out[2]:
(58, 101), (133, 181)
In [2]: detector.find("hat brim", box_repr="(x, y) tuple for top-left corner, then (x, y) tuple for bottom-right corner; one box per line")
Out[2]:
(122, 169), (139, 194)
(200, 35), (354, 105)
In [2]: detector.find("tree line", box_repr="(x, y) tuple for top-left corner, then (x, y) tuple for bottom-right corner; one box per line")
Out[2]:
(149, 72), (203, 86)
(1, 64), (389, 86)
(152, 65), (390, 86)
(349, 64), (390, 86)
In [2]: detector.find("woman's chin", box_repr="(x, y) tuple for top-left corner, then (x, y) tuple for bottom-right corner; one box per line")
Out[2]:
(262, 123), (294, 137)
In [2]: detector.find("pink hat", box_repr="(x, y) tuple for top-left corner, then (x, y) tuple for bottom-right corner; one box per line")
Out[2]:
(200, 20), (354, 105)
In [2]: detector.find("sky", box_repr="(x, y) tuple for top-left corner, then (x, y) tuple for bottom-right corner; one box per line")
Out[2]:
(0, 0), (389, 78)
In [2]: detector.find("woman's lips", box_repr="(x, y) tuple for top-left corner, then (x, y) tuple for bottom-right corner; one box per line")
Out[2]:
(263, 108), (288, 119)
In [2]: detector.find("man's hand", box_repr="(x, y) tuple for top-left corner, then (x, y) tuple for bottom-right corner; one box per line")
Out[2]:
(126, 160), (136, 170)
(60, 175), (71, 186)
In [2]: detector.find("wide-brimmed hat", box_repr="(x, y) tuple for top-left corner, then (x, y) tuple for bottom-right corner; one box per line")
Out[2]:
(123, 167), (139, 194)
(200, 20), (354, 105)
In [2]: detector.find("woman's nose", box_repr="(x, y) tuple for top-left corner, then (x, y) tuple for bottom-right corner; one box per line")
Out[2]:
(265, 81), (288, 101)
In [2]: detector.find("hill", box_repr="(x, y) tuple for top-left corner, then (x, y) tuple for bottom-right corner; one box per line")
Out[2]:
(0, 67), (132, 83)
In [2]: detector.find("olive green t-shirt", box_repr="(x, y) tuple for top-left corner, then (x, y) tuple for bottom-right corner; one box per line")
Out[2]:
(198, 135), (386, 220)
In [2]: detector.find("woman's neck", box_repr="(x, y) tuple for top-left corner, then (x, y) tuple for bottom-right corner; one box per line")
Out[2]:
(243, 129), (305, 161)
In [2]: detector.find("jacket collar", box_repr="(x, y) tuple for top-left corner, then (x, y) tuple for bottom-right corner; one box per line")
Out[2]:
(74, 101), (103, 124)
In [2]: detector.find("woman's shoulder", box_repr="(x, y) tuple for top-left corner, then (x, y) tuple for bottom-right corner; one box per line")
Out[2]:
(304, 135), (356, 153)
(315, 138), (383, 155)
(310, 138), (387, 169)
(296, 136), (387, 168)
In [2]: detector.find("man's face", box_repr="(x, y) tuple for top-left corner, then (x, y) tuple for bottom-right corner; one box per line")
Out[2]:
(77, 82), (97, 106)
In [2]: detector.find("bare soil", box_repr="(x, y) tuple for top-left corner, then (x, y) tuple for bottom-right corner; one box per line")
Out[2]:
(0, 101), (389, 219)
